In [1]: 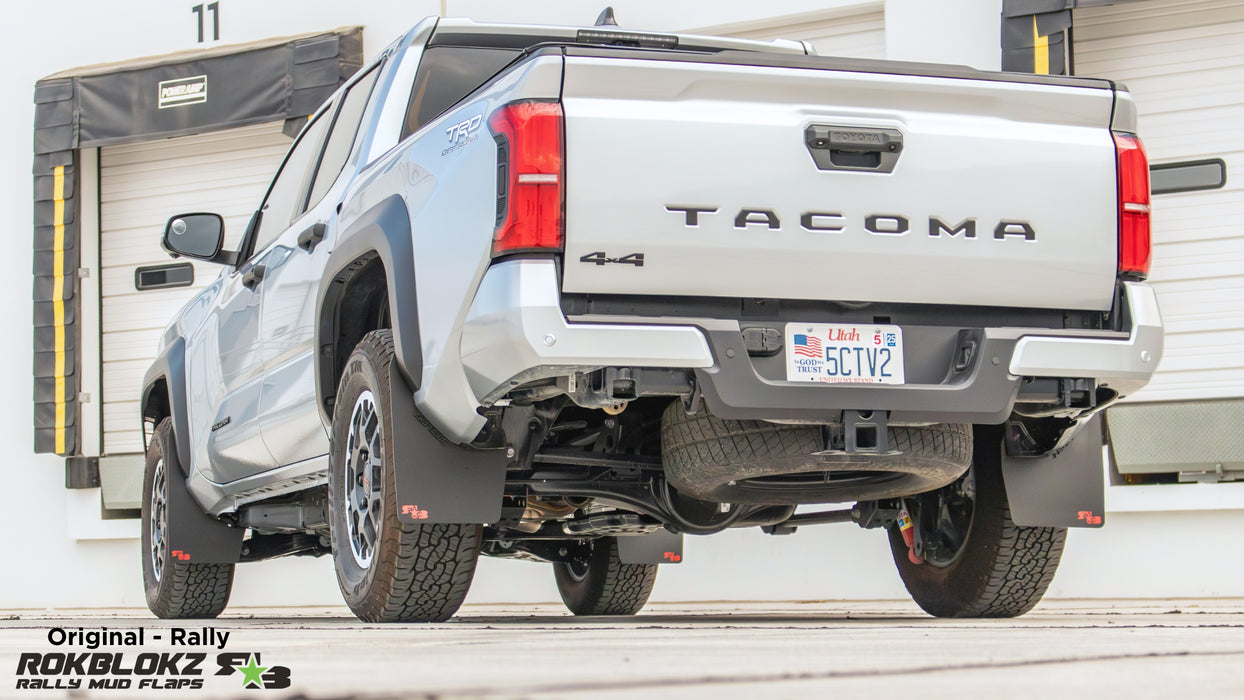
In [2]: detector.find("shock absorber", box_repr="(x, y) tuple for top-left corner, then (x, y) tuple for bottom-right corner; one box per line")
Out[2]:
(896, 504), (923, 565)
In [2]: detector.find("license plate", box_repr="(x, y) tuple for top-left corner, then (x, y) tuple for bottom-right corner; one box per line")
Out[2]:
(785, 323), (905, 384)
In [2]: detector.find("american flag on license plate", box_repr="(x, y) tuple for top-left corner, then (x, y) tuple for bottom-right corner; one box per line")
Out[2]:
(793, 334), (823, 358)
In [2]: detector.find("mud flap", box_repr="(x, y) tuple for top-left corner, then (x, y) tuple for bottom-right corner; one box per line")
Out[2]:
(617, 530), (684, 564)
(388, 362), (507, 524)
(1001, 414), (1106, 528)
(164, 433), (244, 564)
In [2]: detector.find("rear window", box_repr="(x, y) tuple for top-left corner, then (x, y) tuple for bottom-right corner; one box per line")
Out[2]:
(401, 46), (521, 139)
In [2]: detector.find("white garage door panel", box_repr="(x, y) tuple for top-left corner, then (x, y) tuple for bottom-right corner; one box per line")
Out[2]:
(100, 121), (291, 454)
(1075, 0), (1244, 403)
(696, 5), (885, 60)
(799, 12), (885, 58)
(1141, 373), (1244, 402)
(104, 401), (143, 452)
(102, 230), (247, 271)
(1144, 105), (1244, 150)
(1074, 1), (1244, 41)
(1153, 280), (1244, 335)
(98, 291), (210, 334)
(103, 167), (281, 208)
(103, 360), (150, 402)
(1124, 73), (1244, 115)
(102, 328), (167, 364)
(1153, 237), (1244, 281)
(1149, 198), (1244, 244)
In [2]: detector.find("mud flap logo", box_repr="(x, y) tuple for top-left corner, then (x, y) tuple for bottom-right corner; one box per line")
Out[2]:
(1076, 510), (1103, 525)
(401, 504), (429, 520)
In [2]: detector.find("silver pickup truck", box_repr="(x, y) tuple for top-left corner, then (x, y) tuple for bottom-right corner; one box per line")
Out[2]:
(139, 15), (1162, 622)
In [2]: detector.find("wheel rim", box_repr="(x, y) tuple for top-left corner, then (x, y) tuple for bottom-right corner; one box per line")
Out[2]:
(565, 558), (591, 582)
(150, 458), (168, 582)
(345, 390), (384, 569)
(914, 468), (976, 568)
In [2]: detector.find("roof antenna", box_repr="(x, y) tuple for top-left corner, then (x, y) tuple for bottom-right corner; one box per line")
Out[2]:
(595, 6), (619, 26)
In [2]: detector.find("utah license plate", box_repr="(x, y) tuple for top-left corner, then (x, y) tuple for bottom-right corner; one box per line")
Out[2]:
(785, 323), (904, 384)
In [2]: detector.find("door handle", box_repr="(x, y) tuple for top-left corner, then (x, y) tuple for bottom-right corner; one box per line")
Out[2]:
(242, 264), (266, 290)
(805, 125), (904, 173)
(297, 222), (327, 252)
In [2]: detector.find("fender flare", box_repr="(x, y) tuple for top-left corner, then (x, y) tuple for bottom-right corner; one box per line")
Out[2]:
(316, 194), (422, 421)
(141, 337), (193, 476)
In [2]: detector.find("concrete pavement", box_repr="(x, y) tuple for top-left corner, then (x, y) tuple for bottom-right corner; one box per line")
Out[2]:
(2, 600), (1242, 699)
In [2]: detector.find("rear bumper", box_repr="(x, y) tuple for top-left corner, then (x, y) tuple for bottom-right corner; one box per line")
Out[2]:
(459, 260), (713, 403)
(695, 331), (1023, 424)
(1009, 282), (1163, 396)
(460, 260), (1162, 425)
(697, 282), (1161, 424)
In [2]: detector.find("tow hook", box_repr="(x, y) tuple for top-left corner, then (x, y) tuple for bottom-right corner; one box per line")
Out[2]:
(897, 505), (923, 565)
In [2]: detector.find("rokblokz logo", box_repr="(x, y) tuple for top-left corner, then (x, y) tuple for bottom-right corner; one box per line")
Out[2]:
(14, 626), (291, 692)
(216, 652), (291, 690)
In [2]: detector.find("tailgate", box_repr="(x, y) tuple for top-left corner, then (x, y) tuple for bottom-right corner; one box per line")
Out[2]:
(560, 51), (1120, 311)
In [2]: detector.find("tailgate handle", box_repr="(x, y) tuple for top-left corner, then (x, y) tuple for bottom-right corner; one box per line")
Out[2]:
(805, 125), (903, 174)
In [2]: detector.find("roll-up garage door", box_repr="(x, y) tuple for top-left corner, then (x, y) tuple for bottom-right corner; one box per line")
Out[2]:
(1076, 0), (1244, 476)
(697, 4), (886, 59)
(1076, 0), (1244, 403)
(99, 121), (291, 455)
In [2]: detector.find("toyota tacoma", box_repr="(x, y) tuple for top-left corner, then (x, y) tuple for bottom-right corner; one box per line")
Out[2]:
(139, 14), (1162, 621)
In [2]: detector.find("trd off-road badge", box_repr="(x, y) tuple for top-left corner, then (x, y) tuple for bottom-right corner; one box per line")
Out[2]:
(158, 75), (208, 109)
(442, 113), (483, 156)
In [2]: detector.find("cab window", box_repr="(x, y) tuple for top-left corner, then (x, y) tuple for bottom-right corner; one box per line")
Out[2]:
(306, 65), (382, 210)
(248, 112), (330, 257)
(401, 46), (520, 139)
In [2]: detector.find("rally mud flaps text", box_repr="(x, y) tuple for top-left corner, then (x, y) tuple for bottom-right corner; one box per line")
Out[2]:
(14, 627), (291, 691)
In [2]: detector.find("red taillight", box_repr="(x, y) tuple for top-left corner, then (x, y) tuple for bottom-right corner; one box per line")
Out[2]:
(1114, 132), (1151, 277)
(489, 101), (564, 257)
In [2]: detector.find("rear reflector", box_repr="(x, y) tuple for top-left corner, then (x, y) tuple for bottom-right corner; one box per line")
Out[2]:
(1114, 132), (1151, 277)
(489, 101), (564, 257)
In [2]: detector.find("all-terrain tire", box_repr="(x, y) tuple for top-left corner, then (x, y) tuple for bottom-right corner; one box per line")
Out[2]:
(661, 401), (972, 504)
(554, 538), (658, 616)
(141, 418), (234, 619)
(329, 330), (481, 622)
(889, 427), (1066, 618)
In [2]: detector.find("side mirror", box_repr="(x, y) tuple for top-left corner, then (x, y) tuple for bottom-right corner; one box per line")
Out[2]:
(162, 213), (236, 265)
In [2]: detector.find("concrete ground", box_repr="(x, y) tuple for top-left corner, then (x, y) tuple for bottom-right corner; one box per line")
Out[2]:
(2, 600), (1242, 699)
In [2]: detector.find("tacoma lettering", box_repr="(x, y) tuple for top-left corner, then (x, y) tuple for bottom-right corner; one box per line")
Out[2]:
(929, 217), (976, 238)
(666, 205), (1035, 240)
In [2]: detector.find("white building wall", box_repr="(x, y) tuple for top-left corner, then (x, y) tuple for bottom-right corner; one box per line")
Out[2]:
(0, 0), (1238, 609)
(885, 0), (1003, 70)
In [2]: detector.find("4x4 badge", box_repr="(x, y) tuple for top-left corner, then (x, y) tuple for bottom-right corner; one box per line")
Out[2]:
(579, 252), (644, 267)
